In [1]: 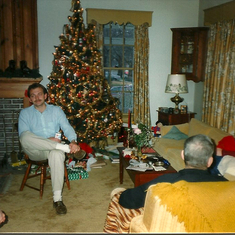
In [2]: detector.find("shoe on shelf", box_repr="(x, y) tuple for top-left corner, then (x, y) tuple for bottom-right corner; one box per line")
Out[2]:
(53, 201), (67, 215)
(71, 149), (86, 160)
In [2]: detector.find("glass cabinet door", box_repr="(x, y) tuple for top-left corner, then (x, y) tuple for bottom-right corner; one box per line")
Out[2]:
(179, 32), (194, 73)
(171, 27), (209, 82)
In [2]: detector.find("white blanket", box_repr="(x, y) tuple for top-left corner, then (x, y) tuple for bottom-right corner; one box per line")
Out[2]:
(218, 155), (235, 181)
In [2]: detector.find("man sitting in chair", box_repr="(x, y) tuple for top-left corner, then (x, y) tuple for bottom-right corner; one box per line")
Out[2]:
(18, 83), (80, 215)
(103, 134), (227, 233)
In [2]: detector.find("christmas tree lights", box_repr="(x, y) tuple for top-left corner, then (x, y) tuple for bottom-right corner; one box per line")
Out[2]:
(47, 0), (122, 146)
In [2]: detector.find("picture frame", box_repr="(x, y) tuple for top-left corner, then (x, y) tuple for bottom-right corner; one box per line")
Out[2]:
(180, 105), (187, 114)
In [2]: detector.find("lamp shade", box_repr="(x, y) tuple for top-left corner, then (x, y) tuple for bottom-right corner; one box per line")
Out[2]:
(165, 74), (188, 94)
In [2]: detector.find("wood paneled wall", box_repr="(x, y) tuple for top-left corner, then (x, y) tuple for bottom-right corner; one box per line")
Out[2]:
(0, 0), (38, 71)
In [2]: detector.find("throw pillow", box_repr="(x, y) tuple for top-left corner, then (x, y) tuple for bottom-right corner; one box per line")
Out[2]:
(160, 123), (189, 136)
(162, 125), (188, 140)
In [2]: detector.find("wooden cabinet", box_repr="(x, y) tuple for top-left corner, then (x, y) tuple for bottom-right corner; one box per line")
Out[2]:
(0, 0), (38, 71)
(158, 111), (196, 125)
(171, 27), (209, 83)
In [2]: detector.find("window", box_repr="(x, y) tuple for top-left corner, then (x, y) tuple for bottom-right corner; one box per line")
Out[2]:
(86, 8), (152, 125)
(103, 23), (135, 113)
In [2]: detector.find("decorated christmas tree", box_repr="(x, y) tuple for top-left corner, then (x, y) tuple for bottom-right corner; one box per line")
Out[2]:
(47, 0), (122, 146)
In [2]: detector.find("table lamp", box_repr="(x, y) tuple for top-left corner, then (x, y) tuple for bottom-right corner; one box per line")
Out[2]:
(165, 74), (188, 110)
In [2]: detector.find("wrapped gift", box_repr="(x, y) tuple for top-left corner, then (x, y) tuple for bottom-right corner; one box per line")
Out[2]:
(67, 167), (89, 181)
(30, 164), (50, 175)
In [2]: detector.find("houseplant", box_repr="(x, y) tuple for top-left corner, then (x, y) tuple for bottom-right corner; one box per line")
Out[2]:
(133, 123), (153, 160)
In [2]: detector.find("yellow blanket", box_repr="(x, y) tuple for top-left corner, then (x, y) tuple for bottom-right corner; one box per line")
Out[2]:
(150, 180), (235, 232)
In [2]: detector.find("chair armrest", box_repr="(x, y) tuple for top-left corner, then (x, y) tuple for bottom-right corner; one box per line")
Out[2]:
(129, 184), (186, 233)
(129, 215), (147, 233)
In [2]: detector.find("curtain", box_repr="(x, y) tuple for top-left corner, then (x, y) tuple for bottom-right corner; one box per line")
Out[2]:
(94, 21), (151, 127)
(133, 23), (150, 127)
(202, 19), (235, 135)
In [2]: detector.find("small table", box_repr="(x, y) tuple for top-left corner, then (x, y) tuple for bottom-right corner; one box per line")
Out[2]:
(117, 147), (177, 187)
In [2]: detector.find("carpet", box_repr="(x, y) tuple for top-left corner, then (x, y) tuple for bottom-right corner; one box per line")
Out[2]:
(0, 163), (28, 196)
(0, 173), (13, 195)
(0, 148), (134, 233)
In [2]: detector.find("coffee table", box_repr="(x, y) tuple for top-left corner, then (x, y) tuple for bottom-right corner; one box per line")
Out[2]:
(117, 147), (177, 187)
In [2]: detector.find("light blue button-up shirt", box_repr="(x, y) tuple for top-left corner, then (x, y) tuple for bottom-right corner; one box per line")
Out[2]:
(18, 103), (77, 142)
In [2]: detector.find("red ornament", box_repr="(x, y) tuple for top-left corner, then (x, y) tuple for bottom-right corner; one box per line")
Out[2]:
(124, 154), (131, 159)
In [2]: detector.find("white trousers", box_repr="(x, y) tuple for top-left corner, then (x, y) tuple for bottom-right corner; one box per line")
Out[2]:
(20, 131), (65, 193)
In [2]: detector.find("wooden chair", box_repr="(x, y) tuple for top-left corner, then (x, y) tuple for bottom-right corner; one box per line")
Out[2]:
(20, 154), (70, 198)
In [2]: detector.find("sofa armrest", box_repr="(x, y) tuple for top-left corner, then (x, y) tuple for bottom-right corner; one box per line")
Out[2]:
(130, 181), (235, 233)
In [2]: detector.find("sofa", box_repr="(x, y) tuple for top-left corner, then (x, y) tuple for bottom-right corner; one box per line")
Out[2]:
(129, 180), (235, 233)
(104, 119), (235, 233)
(152, 118), (233, 179)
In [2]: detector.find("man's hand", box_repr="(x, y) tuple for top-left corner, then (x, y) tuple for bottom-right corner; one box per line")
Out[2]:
(69, 142), (80, 154)
(216, 148), (222, 156)
(0, 210), (8, 228)
(0, 210), (5, 224)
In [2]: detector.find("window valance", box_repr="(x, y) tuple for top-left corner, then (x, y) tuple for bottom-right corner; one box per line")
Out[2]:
(86, 8), (153, 26)
(204, 1), (235, 26)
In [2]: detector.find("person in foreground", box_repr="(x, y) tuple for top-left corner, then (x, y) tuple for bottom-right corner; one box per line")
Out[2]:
(0, 210), (8, 228)
(103, 134), (227, 233)
(18, 83), (81, 215)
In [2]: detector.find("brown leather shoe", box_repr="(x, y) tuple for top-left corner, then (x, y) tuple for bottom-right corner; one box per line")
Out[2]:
(53, 201), (67, 215)
(72, 150), (86, 160)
